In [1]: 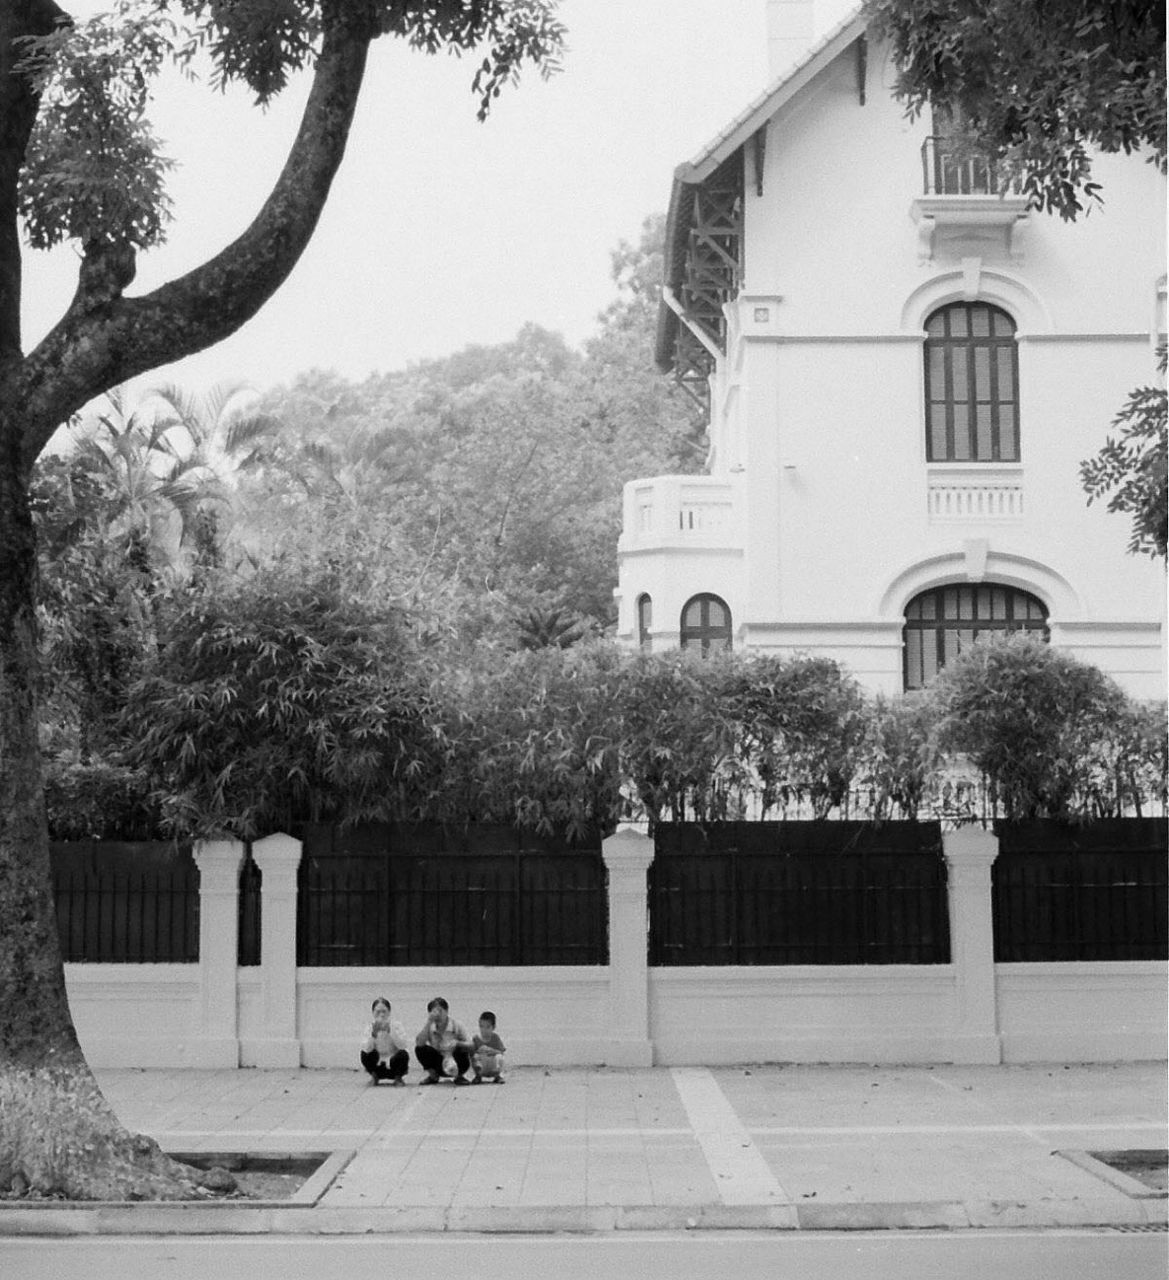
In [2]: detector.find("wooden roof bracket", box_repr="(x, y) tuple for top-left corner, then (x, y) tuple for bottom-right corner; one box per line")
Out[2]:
(662, 284), (723, 363)
(752, 128), (766, 197)
(856, 35), (867, 105)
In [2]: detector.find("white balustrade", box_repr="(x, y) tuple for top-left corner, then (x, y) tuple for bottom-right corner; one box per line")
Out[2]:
(622, 477), (739, 546)
(928, 483), (1023, 520)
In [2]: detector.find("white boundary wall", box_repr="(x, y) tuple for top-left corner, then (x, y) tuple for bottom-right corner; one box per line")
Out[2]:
(64, 828), (1166, 1069)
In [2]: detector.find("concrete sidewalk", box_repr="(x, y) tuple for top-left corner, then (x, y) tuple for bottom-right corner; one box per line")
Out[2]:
(2, 1062), (1166, 1234)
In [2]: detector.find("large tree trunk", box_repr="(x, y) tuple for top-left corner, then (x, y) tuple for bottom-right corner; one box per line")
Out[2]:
(0, 2), (373, 1198)
(0, 411), (213, 1199)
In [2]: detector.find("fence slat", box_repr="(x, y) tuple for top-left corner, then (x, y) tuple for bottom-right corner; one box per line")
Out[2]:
(992, 819), (1168, 961)
(295, 823), (608, 966)
(648, 822), (950, 966)
(50, 841), (199, 963)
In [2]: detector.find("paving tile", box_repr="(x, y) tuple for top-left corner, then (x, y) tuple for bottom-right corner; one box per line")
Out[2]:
(87, 1062), (1168, 1233)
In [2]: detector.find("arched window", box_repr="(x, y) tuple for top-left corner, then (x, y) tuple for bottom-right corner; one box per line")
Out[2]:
(903, 584), (1048, 689)
(925, 302), (1019, 462)
(681, 594), (732, 655)
(636, 594), (653, 651)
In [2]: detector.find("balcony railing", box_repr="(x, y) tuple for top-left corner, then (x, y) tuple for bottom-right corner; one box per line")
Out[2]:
(928, 475), (1024, 521)
(621, 476), (741, 551)
(921, 136), (1000, 196)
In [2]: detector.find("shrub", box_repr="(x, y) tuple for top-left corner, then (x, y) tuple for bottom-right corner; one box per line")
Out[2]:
(420, 641), (625, 838)
(616, 651), (872, 823)
(723, 654), (870, 819)
(42, 757), (165, 841)
(118, 567), (434, 838)
(929, 632), (1137, 820)
(861, 693), (942, 821)
(617, 650), (746, 823)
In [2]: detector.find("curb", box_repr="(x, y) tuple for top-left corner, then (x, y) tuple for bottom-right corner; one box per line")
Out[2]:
(1, 1196), (1165, 1237)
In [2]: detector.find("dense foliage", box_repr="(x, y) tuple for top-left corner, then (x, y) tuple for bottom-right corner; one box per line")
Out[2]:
(37, 619), (1165, 840)
(234, 218), (703, 648)
(1080, 349), (1168, 559)
(118, 566), (434, 839)
(931, 633), (1165, 820)
(865, 0), (1166, 219)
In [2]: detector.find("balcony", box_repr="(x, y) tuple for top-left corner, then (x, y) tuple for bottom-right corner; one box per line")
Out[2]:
(912, 137), (1029, 263)
(619, 475), (742, 553)
(921, 136), (1001, 197)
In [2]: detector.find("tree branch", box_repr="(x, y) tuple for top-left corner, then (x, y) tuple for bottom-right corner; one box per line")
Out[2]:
(0, 0), (69, 366)
(19, 10), (371, 458)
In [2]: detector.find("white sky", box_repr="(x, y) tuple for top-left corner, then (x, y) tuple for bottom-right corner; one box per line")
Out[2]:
(23, 0), (856, 398)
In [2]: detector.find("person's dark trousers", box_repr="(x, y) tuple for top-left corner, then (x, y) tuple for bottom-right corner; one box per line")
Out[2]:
(416, 1043), (470, 1079)
(361, 1048), (409, 1081)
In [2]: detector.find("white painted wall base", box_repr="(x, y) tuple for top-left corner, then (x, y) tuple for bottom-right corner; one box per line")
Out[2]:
(246, 1039), (302, 1069)
(648, 966), (1003, 1065)
(996, 962), (1168, 1063)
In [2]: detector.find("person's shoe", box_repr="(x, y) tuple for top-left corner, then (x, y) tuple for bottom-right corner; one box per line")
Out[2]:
(420, 1072), (439, 1085)
(453, 1075), (469, 1086)
(493, 1076), (505, 1084)
(391, 1078), (406, 1087)
(367, 1076), (380, 1085)
(471, 1074), (482, 1085)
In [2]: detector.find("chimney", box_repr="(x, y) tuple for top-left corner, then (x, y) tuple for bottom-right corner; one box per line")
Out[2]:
(766, 0), (815, 80)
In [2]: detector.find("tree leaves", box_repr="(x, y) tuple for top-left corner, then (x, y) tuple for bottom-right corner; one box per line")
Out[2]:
(18, 2), (180, 251)
(1080, 348), (1168, 558)
(865, 0), (1167, 220)
(930, 631), (1156, 820)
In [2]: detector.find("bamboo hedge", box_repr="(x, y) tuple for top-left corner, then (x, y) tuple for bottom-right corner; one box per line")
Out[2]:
(43, 600), (1169, 840)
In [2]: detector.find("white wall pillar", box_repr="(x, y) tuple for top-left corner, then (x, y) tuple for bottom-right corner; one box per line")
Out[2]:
(250, 832), (304, 1067)
(602, 828), (655, 1066)
(943, 826), (1003, 1063)
(192, 838), (245, 1067)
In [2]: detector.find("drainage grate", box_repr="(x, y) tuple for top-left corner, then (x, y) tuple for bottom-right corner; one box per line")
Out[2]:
(1107, 1223), (1168, 1234)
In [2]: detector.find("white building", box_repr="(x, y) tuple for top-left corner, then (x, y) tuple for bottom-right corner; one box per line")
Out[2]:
(615, 2), (1166, 699)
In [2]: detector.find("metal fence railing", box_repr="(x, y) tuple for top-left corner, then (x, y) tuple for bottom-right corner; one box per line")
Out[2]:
(992, 819), (1168, 961)
(294, 823), (608, 966)
(921, 135), (1000, 195)
(50, 818), (1167, 969)
(51, 841), (199, 963)
(648, 821), (950, 966)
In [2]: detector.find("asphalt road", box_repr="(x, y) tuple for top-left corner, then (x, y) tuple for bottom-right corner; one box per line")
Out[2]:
(2, 1230), (1166, 1280)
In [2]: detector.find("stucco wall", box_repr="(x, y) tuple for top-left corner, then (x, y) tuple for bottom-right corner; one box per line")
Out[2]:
(617, 33), (1166, 698)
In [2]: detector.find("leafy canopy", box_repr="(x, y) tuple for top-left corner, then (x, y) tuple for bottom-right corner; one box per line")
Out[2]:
(864, 0), (1167, 218)
(16, 0), (565, 257)
(1080, 348), (1169, 559)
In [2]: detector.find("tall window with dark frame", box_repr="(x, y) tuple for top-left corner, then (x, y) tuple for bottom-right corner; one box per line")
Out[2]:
(680, 593), (732, 655)
(903, 584), (1049, 690)
(925, 302), (1019, 462)
(636, 593), (653, 651)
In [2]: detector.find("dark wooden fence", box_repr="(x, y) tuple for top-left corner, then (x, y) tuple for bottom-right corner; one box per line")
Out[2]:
(295, 823), (608, 966)
(992, 819), (1168, 961)
(648, 822), (950, 965)
(238, 852), (262, 966)
(51, 819), (1168, 968)
(51, 841), (200, 963)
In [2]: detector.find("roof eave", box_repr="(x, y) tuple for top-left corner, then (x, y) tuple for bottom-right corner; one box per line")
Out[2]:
(685, 12), (868, 182)
(655, 9), (869, 375)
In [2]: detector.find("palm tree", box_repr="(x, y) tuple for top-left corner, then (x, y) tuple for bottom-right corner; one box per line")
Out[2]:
(71, 382), (278, 574)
